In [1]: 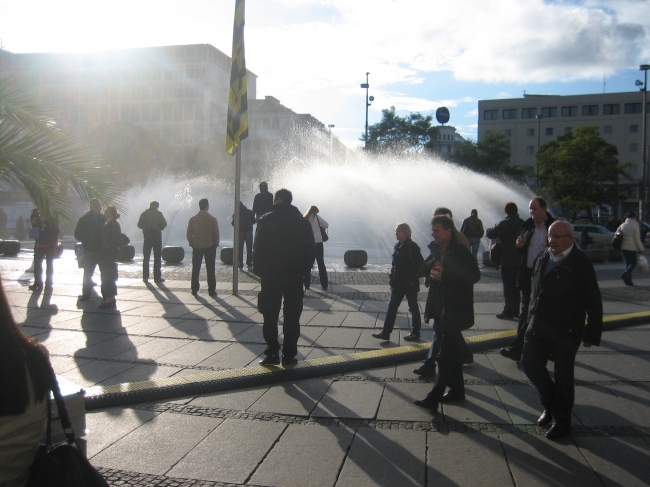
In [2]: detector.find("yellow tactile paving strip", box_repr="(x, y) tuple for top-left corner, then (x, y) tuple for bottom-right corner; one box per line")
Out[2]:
(84, 311), (650, 408)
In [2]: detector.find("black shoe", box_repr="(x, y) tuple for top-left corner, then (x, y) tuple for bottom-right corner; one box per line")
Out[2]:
(440, 390), (465, 403)
(209, 291), (217, 297)
(413, 365), (436, 376)
(413, 399), (439, 412)
(403, 332), (420, 341)
(259, 355), (280, 365)
(191, 290), (198, 296)
(545, 422), (571, 440)
(372, 332), (390, 341)
(28, 283), (42, 291)
(500, 347), (522, 362)
(78, 295), (90, 301)
(537, 410), (553, 426)
(143, 278), (148, 283)
(462, 355), (474, 365)
(282, 356), (298, 366)
(155, 278), (165, 283)
(496, 313), (513, 320)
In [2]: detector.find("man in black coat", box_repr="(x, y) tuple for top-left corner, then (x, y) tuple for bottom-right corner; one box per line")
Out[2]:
(522, 221), (602, 439)
(486, 202), (523, 320)
(413, 216), (480, 413)
(252, 182), (273, 222)
(74, 199), (104, 300)
(500, 196), (556, 361)
(253, 188), (315, 366)
(231, 201), (256, 269)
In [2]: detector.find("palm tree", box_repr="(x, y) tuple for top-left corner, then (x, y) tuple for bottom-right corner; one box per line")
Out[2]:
(0, 77), (123, 226)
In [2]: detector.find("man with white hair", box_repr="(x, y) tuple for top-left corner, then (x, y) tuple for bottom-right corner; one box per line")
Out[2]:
(521, 220), (602, 440)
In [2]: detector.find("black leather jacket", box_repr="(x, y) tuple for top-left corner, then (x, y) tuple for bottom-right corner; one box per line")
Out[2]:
(389, 239), (424, 292)
(74, 211), (105, 252)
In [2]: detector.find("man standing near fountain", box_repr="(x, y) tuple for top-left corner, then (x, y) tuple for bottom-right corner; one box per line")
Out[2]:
(186, 199), (220, 296)
(74, 198), (104, 301)
(137, 201), (167, 283)
(500, 196), (555, 362)
(460, 209), (484, 261)
(253, 188), (315, 366)
(253, 182), (273, 222)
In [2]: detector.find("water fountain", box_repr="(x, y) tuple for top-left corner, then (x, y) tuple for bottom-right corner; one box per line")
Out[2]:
(119, 149), (531, 270)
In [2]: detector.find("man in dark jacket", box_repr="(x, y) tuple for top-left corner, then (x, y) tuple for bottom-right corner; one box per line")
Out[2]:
(500, 196), (556, 362)
(413, 216), (480, 413)
(486, 202), (523, 320)
(252, 182), (273, 222)
(460, 209), (484, 261)
(74, 199), (104, 300)
(522, 221), (602, 439)
(137, 201), (168, 283)
(231, 201), (256, 269)
(253, 188), (315, 366)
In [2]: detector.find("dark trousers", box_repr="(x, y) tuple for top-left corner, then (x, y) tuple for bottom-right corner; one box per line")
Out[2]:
(314, 242), (328, 288)
(191, 245), (217, 293)
(425, 330), (465, 401)
(33, 245), (54, 285)
(622, 250), (637, 284)
(522, 329), (581, 424)
(261, 274), (304, 358)
(143, 238), (162, 280)
(99, 259), (117, 299)
(238, 231), (253, 267)
(81, 250), (101, 298)
(381, 286), (421, 334)
(501, 266), (520, 317)
(422, 323), (473, 368)
(510, 266), (532, 352)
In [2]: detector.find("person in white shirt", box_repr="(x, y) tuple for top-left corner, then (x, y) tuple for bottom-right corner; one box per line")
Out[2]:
(304, 206), (329, 290)
(618, 212), (645, 286)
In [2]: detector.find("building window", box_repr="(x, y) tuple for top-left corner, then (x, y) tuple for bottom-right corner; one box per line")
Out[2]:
(582, 105), (599, 116)
(545, 127), (553, 136)
(504, 129), (512, 136)
(603, 104), (620, 115)
(527, 128), (535, 136)
(526, 146), (535, 155)
(564, 127), (572, 134)
(486, 130), (492, 135)
(541, 107), (557, 118)
(630, 124), (639, 133)
(484, 110), (498, 120)
(630, 143), (638, 152)
(522, 108), (537, 119)
(503, 109), (517, 119)
(630, 165), (638, 175)
(603, 125), (612, 134)
(624, 103), (642, 114)
(561, 106), (577, 117)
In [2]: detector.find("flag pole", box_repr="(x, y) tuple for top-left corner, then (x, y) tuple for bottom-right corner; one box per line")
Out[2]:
(233, 146), (241, 296)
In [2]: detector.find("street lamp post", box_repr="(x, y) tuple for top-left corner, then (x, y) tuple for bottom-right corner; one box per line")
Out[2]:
(641, 64), (650, 221)
(360, 73), (373, 148)
(536, 114), (542, 189)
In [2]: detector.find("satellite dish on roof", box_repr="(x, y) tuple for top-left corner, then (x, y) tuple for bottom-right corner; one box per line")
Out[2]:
(436, 107), (450, 125)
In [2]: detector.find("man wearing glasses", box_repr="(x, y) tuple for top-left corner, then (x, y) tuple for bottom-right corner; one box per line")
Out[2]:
(521, 221), (602, 439)
(500, 196), (555, 362)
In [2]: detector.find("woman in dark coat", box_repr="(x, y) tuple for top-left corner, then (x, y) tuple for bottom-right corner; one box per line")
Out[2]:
(372, 223), (424, 341)
(98, 205), (121, 309)
(28, 208), (59, 291)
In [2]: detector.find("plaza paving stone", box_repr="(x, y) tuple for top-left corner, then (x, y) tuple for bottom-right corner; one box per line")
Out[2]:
(3, 252), (650, 486)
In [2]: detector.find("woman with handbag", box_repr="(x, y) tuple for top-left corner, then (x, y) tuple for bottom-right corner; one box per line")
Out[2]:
(304, 206), (329, 290)
(372, 223), (424, 342)
(98, 205), (121, 309)
(618, 212), (645, 286)
(28, 209), (59, 292)
(0, 275), (51, 486)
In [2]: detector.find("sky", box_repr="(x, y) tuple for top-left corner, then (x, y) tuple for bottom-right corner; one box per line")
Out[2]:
(1, 0), (650, 149)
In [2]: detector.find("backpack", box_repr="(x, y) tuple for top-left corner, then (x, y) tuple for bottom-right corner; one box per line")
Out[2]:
(119, 233), (130, 246)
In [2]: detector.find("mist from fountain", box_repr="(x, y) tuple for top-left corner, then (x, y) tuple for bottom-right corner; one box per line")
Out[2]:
(119, 151), (531, 269)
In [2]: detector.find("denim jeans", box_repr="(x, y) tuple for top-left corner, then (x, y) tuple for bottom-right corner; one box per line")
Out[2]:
(381, 287), (421, 334)
(261, 274), (304, 358)
(622, 250), (637, 284)
(468, 237), (480, 261)
(81, 250), (101, 298)
(143, 238), (163, 280)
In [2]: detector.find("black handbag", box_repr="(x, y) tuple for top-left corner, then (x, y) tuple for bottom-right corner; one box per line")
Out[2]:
(27, 370), (108, 487)
(612, 228), (623, 250)
(489, 241), (503, 268)
(316, 216), (329, 242)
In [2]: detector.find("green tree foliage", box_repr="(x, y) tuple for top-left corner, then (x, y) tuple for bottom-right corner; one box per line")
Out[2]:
(0, 78), (123, 225)
(361, 106), (439, 154)
(536, 126), (628, 222)
(452, 132), (524, 179)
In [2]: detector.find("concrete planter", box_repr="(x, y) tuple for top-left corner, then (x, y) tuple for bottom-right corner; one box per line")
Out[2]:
(584, 248), (608, 263)
(220, 247), (233, 265)
(1, 240), (21, 256)
(344, 250), (367, 268)
(482, 250), (497, 267)
(117, 245), (135, 262)
(162, 246), (185, 263)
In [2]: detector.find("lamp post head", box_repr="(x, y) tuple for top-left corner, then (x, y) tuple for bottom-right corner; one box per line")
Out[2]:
(640, 64), (650, 72)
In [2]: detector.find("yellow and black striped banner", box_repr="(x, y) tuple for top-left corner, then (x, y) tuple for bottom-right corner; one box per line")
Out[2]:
(225, 0), (249, 155)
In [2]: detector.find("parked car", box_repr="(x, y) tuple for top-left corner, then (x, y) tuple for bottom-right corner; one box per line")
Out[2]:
(571, 223), (614, 246)
(639, 221), (649, 245)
